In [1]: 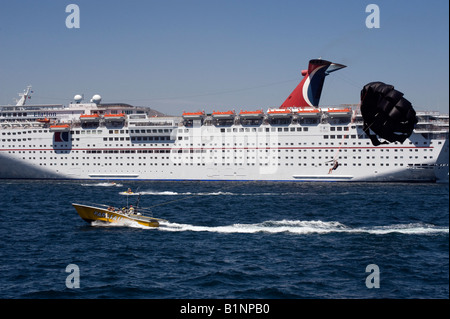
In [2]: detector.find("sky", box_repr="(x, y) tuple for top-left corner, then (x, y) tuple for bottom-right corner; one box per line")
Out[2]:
(0, 0), (448, 115)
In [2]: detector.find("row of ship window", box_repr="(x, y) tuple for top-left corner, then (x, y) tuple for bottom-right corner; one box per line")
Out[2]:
(0, 136), (436, 146)
(0, 125), (352, 136)
(8, 148), (433, 155)
(27, 160), (419, 167)
(19, 153), (428, 160)
(183, 126), (351, 133)
(0, 125), (353, 135)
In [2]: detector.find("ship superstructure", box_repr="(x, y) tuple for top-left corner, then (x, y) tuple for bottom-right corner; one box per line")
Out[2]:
(1, 61), (448, 182)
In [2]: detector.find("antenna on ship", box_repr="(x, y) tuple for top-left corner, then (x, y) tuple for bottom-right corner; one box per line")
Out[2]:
(16, 85), (33, 106)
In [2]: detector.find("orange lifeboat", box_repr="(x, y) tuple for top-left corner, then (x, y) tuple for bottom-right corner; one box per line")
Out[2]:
(104, 113), (126, 121)
(49, 124), (70, 132)
(326, 108), (352, 117)
(182, 111), (205, 119)
(79, 114), (100, 122)
(267, 109), (292, 118)
(239, 110), (264, 118)
(296, 108), (321, 117)
(212, 110), (235, 119)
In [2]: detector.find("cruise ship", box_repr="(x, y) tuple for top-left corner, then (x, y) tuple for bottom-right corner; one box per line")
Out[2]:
(1, 60), (448, 182)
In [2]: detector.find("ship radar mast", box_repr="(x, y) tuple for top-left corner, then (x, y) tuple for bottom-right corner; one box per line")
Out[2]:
(16, 85), (33, 106)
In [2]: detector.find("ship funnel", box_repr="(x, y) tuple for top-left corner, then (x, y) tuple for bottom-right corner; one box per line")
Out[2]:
(280, 59), (346, 108)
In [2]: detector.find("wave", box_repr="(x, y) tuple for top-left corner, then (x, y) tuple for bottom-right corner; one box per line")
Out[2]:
(158, 220), (449, 236)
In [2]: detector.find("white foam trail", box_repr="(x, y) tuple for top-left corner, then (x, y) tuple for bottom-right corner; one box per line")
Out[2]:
(81, 182), (123, 187)
(359, 223), (449, 235)
(139, 190), (187, 195)
(158, 220), (449, 235)
(138, 190), (235, 196)
(137, 190), (339, 196)
(90, 220), (155, 230)
(88, 218), (448, 235)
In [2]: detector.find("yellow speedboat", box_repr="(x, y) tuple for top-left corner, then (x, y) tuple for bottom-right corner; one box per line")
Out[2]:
(72, 203), (165, 228)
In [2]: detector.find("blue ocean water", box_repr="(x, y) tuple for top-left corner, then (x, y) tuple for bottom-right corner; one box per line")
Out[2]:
(0, 180), (448, 299)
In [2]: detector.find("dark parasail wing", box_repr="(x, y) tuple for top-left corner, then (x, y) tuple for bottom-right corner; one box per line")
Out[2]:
(360, 81), (418, 146)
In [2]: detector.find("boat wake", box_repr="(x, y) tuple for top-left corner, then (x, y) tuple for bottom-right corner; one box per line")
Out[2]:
(82, 182), (123, 187)
(158, 220), (449, 236)
(137, 190), (320, 196)
(88, 218), (448, 235)
(138, 190), (235, 196)
(90, 219), (157, 229)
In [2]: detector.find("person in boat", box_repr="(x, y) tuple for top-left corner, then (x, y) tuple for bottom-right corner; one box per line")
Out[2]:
(129, 205), (134, 214)
(127, 188), (132, 194)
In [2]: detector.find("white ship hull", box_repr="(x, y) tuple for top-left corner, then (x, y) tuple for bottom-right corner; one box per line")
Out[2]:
(1, 121), (448, 182)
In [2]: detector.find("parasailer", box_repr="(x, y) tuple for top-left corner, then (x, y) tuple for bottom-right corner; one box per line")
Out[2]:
(360, 81), (418, 146)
